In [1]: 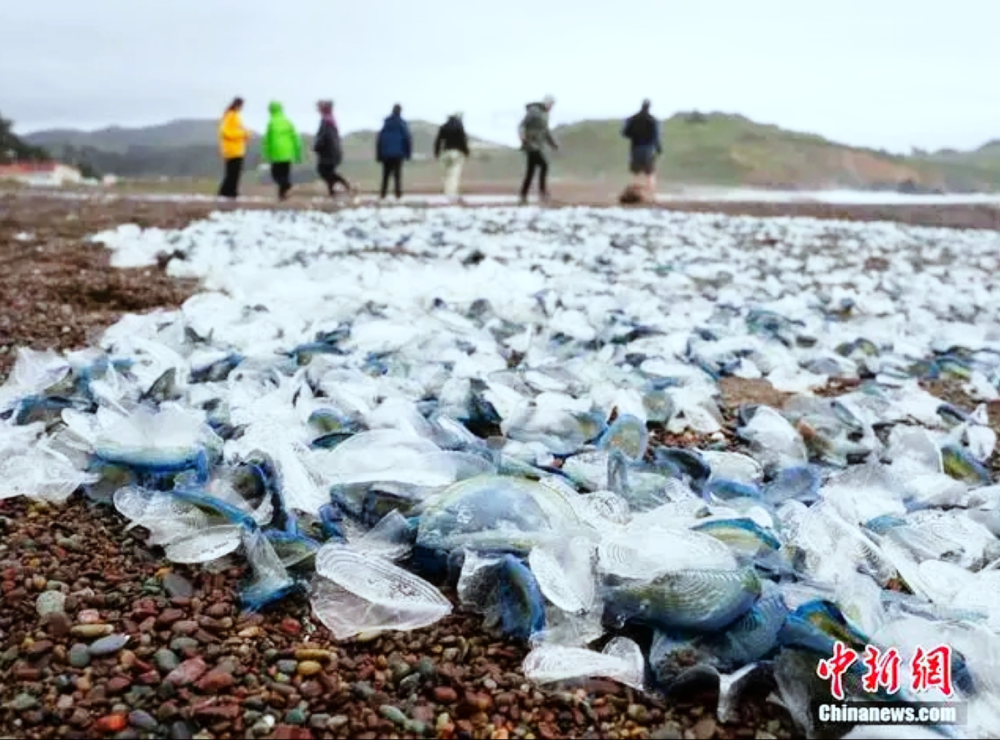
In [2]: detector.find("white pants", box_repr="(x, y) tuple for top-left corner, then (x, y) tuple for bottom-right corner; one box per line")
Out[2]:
(441, 150), (465, 198)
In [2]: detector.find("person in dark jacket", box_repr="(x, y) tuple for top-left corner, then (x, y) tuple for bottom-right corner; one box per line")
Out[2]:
(622, 99), (662, 199)
(434, 112), (470, 201)
(313, 100), (352, 197)
(376, 104), (412, 200)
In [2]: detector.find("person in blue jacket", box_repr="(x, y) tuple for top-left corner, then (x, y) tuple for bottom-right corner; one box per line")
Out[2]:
(376, 104), (413, 200)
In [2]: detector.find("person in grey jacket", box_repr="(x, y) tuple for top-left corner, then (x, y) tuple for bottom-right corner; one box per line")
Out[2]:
(518, 95), (558, 204)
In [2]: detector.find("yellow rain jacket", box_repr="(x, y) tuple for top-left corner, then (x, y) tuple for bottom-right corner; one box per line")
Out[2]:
(219, 110), (249, 159)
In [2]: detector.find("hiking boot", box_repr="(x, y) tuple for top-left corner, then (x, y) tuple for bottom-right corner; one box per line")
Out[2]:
(518, 195), (528, 206)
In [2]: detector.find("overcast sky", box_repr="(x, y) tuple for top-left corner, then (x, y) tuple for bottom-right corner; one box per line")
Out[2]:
(3, 0), (997, 153)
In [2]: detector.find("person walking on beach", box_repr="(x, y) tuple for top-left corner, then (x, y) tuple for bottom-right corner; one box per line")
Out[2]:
(217, 97), (249, 199)
(518, 95), (558, 205)
(314, 100), (353, 198)
(434, 112), (470, 202)
(261, 101), (302, 201)
(376, 104), (412, 200)
(622, 99), (662, 200)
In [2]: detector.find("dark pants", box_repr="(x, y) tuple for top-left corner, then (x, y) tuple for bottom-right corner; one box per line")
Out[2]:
(380, 158), (403, 199)
(270, 162), (292, 200)
(629, 145), (657, 175)
(520, 150), (549, 199)
(218, 157), (243, 199)
(317, 163), (351, 195)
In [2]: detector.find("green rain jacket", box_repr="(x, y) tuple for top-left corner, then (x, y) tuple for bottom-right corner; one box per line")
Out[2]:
(261, 101), (303, 164)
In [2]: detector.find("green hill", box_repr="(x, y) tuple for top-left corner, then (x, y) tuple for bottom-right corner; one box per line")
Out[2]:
(21, 118), (515, 181)
(17, 111), (1000, 192)
(549, 112), (1000, 191)
(339, 120), (509, 162)
(908, 139), (1000, 191)
(23, 119), (224, 153)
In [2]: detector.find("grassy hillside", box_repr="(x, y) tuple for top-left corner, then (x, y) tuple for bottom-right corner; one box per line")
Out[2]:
(339, 120), (510, 162)
(550, 112), (1000, 190)
(20, 112), (1000, 191)
(24, 119), (506, 159)
(906, 140), (1000, 191)
(24, 119), (230, 153)
(23, 119), (515, 181)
